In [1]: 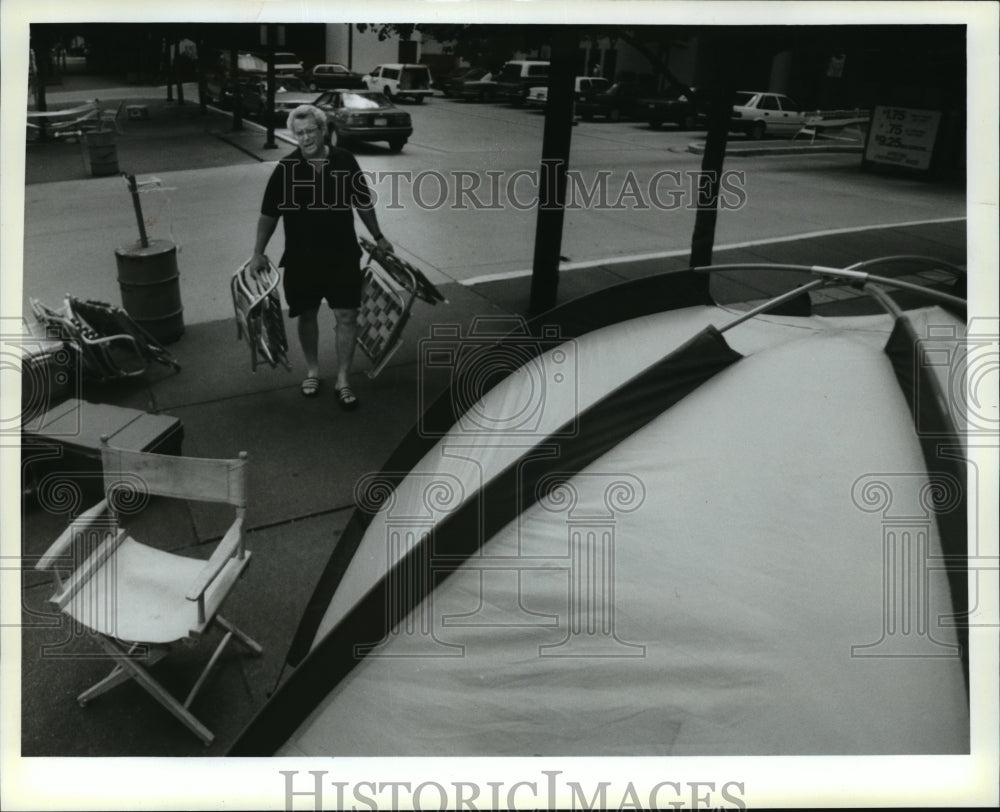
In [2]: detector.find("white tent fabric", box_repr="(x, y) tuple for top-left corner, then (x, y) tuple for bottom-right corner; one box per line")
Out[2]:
(275, 304), (968, 756)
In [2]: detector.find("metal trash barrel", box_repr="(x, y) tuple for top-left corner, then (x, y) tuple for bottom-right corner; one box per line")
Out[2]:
(115, 238), (185, 344)
(85, 130), (119, 177)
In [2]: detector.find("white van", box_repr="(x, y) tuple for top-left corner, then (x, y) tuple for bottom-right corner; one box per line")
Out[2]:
(363, 64), (433, 103)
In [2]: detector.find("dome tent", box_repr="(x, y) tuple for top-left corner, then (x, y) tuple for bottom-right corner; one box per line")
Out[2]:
(230, 259), (969, 758)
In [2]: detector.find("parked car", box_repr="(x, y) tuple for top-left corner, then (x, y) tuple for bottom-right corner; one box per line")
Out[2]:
(525, 84), (548, 108)
(575, 80), (648, 121)
(436, 66), (477, 95)
(493, 60), (549, 105)
(526, 76), (609, 109)
(451, 69), (498, 102)
(204, 50), (267, 106)
(270, 51), (304, 75)
(314, 89), (413, 152)
(304, 63), (365, 91)
(729, 91), (807, 138)
(239, 75), (320, 121)
(638, 86), (703, 130)
(363, 64), (434, 103)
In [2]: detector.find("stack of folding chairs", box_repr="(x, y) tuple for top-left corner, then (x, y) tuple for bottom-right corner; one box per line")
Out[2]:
(230, 260), (291, 372)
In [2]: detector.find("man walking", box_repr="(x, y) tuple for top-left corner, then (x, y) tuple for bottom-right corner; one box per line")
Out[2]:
(249, 104), (392, 410)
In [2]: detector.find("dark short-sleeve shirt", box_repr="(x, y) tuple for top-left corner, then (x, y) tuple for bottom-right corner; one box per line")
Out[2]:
(261, 146), (373, 269)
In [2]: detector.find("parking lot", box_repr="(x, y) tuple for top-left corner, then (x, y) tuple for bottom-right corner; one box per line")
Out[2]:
(249, 91), (962, 286)
(21, 80), (966, 330)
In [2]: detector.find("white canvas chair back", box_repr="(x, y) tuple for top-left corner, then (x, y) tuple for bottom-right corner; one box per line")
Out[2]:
(100, 442), (248, 508)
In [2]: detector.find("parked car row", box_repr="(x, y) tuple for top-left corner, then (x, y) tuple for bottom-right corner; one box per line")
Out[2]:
(446, 63), (808, 138)
(206, 48), (810, 145)
(455, 64), (707, 132)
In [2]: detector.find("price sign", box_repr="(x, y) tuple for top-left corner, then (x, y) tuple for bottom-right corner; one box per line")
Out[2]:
(864, 106), (941, 171)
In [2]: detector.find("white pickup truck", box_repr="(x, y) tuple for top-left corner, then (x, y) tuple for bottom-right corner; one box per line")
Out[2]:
(363, 64), (434, 103)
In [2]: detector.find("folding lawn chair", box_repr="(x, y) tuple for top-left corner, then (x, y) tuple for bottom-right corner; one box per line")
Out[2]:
(30, 296), (181, 383)
(231, 260), (291, 372)
(25, 100), (99, 141)
(356, 237), (446, 378)
(34, 441), (261, 745)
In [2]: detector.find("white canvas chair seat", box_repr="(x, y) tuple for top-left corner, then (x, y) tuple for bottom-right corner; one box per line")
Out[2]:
(36, 442), (260, 745)
(59, 536), (250, 644)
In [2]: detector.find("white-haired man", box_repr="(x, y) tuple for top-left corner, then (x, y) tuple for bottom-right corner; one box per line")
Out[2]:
(249, 104), (392, 410)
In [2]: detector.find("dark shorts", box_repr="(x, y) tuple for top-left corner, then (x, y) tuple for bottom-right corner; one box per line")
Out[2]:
(283, 257), (363, 317)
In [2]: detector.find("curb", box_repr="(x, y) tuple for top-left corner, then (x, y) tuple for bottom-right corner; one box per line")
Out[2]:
(687, 140), (864, 157)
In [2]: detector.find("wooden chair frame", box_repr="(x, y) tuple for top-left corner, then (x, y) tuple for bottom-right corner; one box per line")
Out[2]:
(35, 441), (261, 745)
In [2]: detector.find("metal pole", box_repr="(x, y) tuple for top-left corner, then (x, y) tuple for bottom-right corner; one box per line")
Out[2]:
(230, 47), (243, 131)
(124, 173), (150, 248)
(528, 26), (578, 317)
(264, 24), (277, 149)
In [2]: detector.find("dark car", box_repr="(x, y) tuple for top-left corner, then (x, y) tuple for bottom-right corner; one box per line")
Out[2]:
(304, 63), (365, 91)
(639, 86), (703, 130)
(493, 60), (550, 105)
(204, 50), (267, 106)
(442, 67), (493, 99)
(452, 69), (498, 102)
(575, 81), (648, 121)
(239, 76), (320, 121)
(314, 89), (413, 152)
(436, 66), (479, 96)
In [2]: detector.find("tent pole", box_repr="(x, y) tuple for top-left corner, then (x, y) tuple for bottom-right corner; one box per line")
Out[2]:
(846, 255), (966, 277)
(717, 279), (827, 334)
(863, 283), (905, 318)
(695, 263), (966, 310)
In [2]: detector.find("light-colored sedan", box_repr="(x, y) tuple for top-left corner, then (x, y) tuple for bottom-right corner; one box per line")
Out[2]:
(314, 89), (413, 152)
(730, 91), (807, 138)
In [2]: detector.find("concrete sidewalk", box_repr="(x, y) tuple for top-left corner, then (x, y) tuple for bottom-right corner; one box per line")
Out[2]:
(15, 76), (969, 758)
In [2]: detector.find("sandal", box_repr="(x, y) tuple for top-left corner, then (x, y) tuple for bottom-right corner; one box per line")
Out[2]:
(336, 385), (359, 411)
(300, 376), (321, 397)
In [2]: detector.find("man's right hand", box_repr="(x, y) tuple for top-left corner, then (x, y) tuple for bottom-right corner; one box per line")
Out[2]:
(248, 253), (268, 276)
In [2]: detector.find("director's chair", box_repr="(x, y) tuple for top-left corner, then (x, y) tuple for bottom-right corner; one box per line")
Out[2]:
(34, 440), (261, 745)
